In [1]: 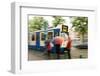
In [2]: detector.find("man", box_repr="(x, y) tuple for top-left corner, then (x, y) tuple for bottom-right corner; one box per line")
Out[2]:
(53, 36), (64, 59)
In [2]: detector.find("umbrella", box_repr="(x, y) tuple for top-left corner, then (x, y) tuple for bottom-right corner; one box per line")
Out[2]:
(53, 36), (64, 45)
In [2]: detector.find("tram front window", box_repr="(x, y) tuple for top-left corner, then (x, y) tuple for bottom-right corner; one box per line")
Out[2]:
(61, 33), (68, 41)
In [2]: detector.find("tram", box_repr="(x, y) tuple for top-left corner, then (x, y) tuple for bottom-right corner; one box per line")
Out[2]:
(28, 24), (69, 53)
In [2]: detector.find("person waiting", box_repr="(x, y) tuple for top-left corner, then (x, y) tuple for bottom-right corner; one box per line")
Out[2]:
(64, 32), (72, 59)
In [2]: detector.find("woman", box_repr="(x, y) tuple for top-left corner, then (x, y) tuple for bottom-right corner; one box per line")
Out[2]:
(65, 32), (72, 59)
(46, 41), (52, 59)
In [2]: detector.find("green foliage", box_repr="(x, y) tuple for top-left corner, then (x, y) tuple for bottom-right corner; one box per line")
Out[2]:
(71, 17), (88, 43)
(28, 16), (48, 32)
(71, 17), (88, 34)
(52, 16), (65, 27)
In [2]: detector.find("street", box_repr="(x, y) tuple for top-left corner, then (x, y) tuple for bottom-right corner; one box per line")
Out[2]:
(28, 47), (88, 60)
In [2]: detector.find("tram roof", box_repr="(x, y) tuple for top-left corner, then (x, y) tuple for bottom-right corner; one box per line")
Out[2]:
(29, 24), (67, 33)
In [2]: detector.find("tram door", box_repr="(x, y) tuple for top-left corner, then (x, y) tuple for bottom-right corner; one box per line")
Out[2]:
(36, 32), (40, 49)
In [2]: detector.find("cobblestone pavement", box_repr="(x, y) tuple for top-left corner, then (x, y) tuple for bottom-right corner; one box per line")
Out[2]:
(28, 47), (88, 61)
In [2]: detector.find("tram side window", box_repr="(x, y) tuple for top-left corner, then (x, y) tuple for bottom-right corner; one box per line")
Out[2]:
(41, 33), (45, 41)
(48, 32), (53, 40)
(31, 34), (35, 41)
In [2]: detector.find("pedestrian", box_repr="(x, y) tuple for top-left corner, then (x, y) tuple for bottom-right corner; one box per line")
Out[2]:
(54, 36), (64, 59)
(65, 32), (72, 59)
(46, 41), (52, 59)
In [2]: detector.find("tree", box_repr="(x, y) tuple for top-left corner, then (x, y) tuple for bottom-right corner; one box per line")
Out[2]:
(71, 17), (88, 43)
(28, 16), (48, 32)
(52, 16), (65, 27)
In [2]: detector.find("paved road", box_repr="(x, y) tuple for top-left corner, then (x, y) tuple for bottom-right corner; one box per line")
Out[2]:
(28, 47), (88, 61)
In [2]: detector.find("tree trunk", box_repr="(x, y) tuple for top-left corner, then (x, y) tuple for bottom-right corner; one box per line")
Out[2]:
(80, 34), (84, 44)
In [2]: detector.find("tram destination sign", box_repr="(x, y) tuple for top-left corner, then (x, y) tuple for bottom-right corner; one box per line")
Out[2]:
(62, 25), (68, 33)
